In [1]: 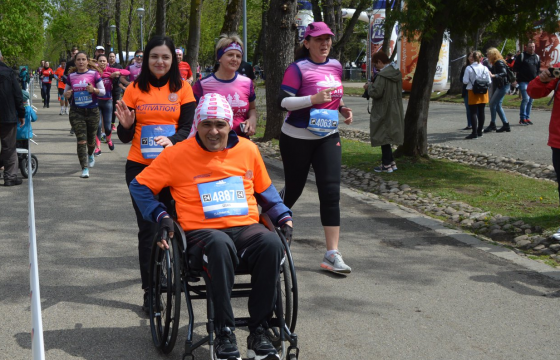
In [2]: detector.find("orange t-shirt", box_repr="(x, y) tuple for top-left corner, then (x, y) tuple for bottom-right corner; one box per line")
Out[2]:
(178, 62), (193, 81)
(122, 80), (196, 165)
(54, 67), (65, 89)
(135, 137), (271, 231)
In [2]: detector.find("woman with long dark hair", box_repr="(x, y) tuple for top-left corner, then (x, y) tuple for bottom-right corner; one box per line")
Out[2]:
(277, 22), (353, 274)
(115, 36), (196, 312)
(64, 52), (105, 178)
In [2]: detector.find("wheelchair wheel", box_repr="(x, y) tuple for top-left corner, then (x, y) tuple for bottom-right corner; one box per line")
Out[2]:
(19, 154), (38, 178)
(149, 235), (182, 354)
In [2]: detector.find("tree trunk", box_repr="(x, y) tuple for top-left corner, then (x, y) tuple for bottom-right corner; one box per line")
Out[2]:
(186, 0), (203, 74)
(395, 24), (446, 158)
(332, 0), (368, 60)
(381, 0), (400, 56)
(263, 0), (297, 141)
(322, 0), (335, 30)
(310, 0), (322, 22)
(125, 0), (135, 65)
(115, 0), (125, 64)
(220, 0), (243, 35)
(156, 0), (166, 36)
(448, 34), (466, 95)
(253, 0), (268, 66)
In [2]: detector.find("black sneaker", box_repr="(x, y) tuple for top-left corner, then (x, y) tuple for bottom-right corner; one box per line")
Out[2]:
(215, 327), (241, 360)
(526, 119), (534, 125)
(519, 120), (528, 126)
(247, 326), (279, 360)
(141, 291), (150, 315)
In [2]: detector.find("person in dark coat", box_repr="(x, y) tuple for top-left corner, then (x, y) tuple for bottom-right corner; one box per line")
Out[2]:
(0, 49), (26, 186)
(484, 47), (511, 133)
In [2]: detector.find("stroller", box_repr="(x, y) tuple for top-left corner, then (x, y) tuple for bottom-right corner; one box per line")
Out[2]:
(16, 90), (38, 178)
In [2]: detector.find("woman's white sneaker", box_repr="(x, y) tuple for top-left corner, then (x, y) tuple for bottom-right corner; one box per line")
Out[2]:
(80, 168), (90, 178)
(320, 251), (351, 274)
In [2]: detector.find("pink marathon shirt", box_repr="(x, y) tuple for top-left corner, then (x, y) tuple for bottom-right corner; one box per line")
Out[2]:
(66, 70), (103, 108)
(126, 63), (142, 82)
(192, 73), (256, 135)
(99, 66), (130, 101)
(280, 58), (343, 128)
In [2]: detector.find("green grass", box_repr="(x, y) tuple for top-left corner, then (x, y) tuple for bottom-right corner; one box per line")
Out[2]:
(527, 255), (558, 267)
(254, 114), (559, 233)
(341, 138), (560, 232)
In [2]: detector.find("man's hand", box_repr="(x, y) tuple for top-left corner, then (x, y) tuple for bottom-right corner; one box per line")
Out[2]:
(19, 118), (25, 127)
(158, 216), (174, 250)
(281, 221), (293, 243)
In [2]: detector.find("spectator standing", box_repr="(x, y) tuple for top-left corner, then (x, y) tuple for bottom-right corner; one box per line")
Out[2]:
(463, 51), (492, 139)
(484, 47), (511, 133)
(513, 40), (541, 125)
(528, 65), (560, 239)
(460, 52), (474, 130)
(19, 67), (28, 91)
(366, 51), (404, 173)
(0, 49), (26, 186)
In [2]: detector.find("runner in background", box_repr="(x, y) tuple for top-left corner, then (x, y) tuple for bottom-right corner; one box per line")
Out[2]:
(40, 61), (55, 108)
(94, 54), (130, 154)
(193, 33), (257, 137)
(64, 52), (105, 178)
(176, 48), (194, 84)
(108, 51), (123, 132)
(54, 59), (69, 115)
(122, 50), (143, 88)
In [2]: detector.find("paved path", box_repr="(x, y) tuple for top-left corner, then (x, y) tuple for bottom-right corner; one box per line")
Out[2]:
(2, 84), (560, 359)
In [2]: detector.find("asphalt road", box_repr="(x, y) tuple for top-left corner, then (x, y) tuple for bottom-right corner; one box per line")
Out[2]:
(2, 85), (560, 359)
(340, 95), (553, 165)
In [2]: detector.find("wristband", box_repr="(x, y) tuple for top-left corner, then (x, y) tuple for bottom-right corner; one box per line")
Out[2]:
(338, 105), (345, 113)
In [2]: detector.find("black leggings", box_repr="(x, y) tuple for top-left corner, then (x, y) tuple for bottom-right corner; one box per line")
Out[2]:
(381, 144), (394, 166)
(42, 83), (51, 106)
(469, 103), (486, 136)
(125, 160), (173, 289)
(279, 132), (341, 226)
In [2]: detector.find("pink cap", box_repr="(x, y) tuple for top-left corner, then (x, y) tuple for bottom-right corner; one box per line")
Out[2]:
(303, 22), (334, 39)
(188, 93), (233, 139)
(175, 48), (183, 55)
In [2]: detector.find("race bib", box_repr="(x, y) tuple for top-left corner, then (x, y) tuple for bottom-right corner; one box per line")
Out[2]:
(74, 90), (93, 106)
(140, 125), (176, 159)
(42, 76), (49, 83)
(307, 108), (339, 137)
(197, 176), (249, 219)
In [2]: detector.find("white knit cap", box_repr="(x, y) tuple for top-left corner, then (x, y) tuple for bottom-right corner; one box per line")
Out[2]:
(188, 93), (233, 139)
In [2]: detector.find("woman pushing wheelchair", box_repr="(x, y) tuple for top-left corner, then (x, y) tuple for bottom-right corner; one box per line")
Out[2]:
(129, 93), (293, 360)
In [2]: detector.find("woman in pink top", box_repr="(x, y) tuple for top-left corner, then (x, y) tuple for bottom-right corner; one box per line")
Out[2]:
(94, 54), (130, 153)
(192, 33), (257, 137)
(126, 50), (143, 83)
(278, 22), (353, 274)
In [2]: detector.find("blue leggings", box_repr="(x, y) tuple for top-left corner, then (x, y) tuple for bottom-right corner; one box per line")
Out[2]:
(97, 99), (113, 137)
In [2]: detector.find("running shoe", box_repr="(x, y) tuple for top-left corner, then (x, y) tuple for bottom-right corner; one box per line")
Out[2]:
(525, 119), (534, 125)
(215, 327), (241, 360)
(373, 164), (393, 173)
(247, 326), (279, 360)
(519, 120), (528, 126)
(320, 251), (352, 274)
(107, 140), (114, 151)
(80, 168), (89, 178)
(94, 148), (101, 157)
(88, 155), (95, 168)
(552, 229), (560, 242)
(100, 133), (107, 143)
(111, 124), (117, 132)
(59, 108), (64, 115)
(390, 161), (398, 171)
(70, 128), (74, 135)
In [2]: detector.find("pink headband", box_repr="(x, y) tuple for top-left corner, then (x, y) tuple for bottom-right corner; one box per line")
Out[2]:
(188, 93), (233, 139)
(217, 42), (243, 60)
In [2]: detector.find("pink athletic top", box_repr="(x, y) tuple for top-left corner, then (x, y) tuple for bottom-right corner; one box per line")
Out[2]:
(99, 66), (130, 100)
(280, 58), (343, 128)
(66, 70), (103, 108)
(126, 63), (142, 82)
(192, 73), (256, 135)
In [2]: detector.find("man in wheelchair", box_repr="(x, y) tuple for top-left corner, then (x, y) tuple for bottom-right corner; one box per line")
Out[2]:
(129, 93), (293, 360)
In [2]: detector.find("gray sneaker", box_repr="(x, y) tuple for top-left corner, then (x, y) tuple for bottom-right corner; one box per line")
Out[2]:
(320, 251), (351, 274)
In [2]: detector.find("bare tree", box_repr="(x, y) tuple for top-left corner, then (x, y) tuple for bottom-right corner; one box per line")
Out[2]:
(155, 0), (166, 35)
(115, 0), (125, 63)
(185, 0), (203, 74)
(220, 0), (243, 35)
(125, 0), (136, 64)
(263, 0), (297, 140)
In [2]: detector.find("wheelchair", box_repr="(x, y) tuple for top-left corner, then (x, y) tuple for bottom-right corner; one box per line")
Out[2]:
(147, 213), (300, 360)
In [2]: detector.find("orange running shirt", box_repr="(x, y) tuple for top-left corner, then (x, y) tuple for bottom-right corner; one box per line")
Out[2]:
(122, 80), (196, 165)
(54, 67), (65, 89)
(178, 62), (193, 81)
(135, 137), (271, 231)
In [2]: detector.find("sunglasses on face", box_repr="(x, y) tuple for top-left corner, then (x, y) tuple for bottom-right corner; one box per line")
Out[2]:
(135, 55), (143, 58)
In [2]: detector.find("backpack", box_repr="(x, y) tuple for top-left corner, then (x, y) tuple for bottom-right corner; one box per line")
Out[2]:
(499, 60), (516, 83)
(469, 65), (489, 94)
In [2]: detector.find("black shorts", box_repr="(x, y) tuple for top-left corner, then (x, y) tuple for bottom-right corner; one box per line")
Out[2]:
(58, 88), (64, 96)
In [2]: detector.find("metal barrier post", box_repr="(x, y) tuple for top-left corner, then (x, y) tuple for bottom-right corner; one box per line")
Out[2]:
(27, 111), (45, 360)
